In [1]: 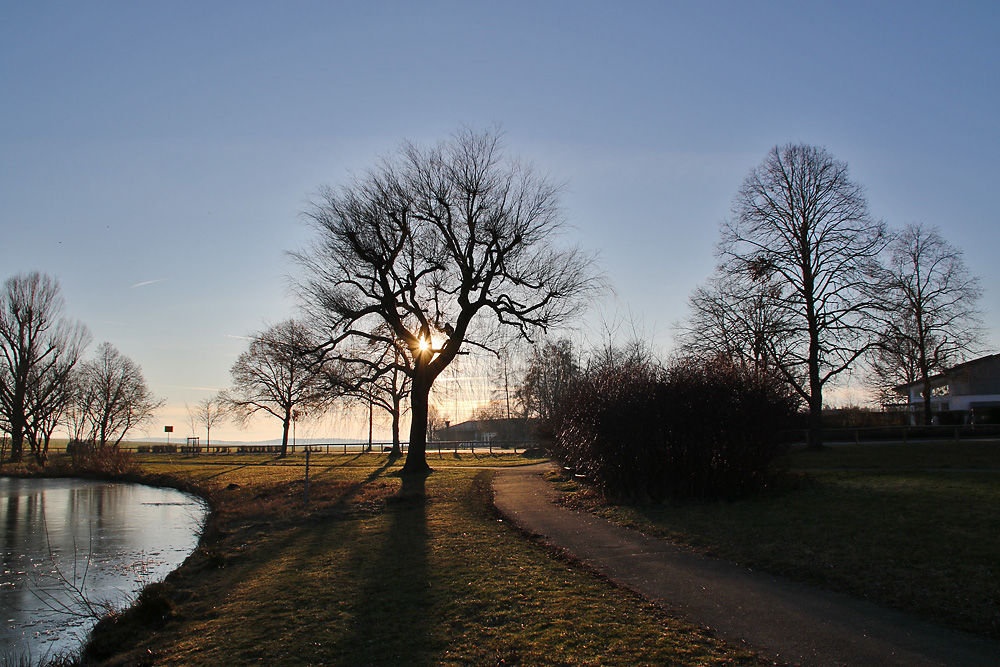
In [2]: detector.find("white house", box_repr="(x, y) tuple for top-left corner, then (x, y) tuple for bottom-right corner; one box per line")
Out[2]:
(894, 353), (1000, 419)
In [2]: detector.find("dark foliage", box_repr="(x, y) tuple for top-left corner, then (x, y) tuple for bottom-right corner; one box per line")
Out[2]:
(551, 356), (798, 501)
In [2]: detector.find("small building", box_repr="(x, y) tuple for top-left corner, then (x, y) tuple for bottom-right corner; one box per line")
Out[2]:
(435, 418), (535, 443)
(893, 353), (1000, 422)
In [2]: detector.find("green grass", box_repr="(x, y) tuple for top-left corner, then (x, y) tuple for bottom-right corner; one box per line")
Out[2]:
(54, 455), (769, 667)
(784, 439), (1000, 470)
(554, 441), (1000, 640)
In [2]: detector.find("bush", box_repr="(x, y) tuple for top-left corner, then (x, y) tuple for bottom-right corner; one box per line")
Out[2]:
(67, 442), (142, 476)
(551, 356), (798, 502)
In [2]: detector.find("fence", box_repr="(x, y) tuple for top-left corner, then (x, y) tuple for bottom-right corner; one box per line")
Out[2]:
(72, 440), (539, 456)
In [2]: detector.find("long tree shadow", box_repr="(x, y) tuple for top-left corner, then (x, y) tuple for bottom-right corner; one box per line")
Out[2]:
(334, 468), (434, 665)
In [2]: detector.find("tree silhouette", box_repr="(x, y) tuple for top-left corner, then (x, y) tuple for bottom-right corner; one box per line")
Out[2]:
(720, 144), (887, 447)
(873, 223), (985, 423)
(224, 319), (334, 457)
(0, 272), (89, 463)
(297, 127), (598, 472)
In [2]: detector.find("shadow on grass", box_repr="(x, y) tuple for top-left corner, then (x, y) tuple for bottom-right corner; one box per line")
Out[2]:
(335, 468), (434, 665)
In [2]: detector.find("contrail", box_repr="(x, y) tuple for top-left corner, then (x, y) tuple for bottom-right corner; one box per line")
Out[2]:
(131, 278), (170, 287)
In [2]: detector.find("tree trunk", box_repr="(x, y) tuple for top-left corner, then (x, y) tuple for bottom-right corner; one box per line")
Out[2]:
(807, 392), (824, 449)
(807, 314), (824, 448)
(390, 400), (401, 457)
(921, 375), (934, 426)
(403, 371), (431, 472)
(9, 386), (26, 462)
(9, 425), (24, 463)
(280, 411), (291, 458)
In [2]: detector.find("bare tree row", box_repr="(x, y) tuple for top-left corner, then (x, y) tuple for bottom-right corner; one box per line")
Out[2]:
(676, 144), (986, 444)
(0, 272), (161, 464)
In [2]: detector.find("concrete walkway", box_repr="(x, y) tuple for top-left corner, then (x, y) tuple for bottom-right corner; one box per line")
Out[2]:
(492, 463), (1000, 667)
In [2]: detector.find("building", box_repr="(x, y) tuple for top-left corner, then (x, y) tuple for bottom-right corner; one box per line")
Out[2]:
(434, 418), (535, 443)
(893, 353), (1000, 422)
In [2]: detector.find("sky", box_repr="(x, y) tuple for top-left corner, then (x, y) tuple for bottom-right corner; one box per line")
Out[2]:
(2, 1), (998, 442)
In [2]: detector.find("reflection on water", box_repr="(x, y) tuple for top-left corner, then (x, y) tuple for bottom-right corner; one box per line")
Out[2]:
(1, 477), (208, 663)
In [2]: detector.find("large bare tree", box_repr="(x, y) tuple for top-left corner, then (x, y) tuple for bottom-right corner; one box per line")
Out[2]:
(0, 272), (90, 463)
(75, 341), (163, 448)
(873, 223), (985, 423)
(224, 319), (334, 457)
(297, 127), (598, 472)
(720, 144), (887, 447)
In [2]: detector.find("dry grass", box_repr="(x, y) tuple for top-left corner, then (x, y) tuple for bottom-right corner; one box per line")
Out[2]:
(69, 455), (771, 666)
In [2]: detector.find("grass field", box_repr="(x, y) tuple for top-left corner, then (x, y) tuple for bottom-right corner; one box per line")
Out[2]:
(5, 450), (768, 667)
(552, 440), (1000, 640)
(8, 441), (997, 663)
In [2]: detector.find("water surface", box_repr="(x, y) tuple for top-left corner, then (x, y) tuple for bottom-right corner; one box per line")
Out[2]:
(1, 477), (207, 662)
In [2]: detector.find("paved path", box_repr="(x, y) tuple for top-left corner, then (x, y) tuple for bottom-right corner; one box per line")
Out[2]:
(492, 463), (1000, 667)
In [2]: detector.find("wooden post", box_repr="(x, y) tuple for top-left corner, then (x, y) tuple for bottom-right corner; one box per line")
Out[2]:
(304, 449), (310, 506)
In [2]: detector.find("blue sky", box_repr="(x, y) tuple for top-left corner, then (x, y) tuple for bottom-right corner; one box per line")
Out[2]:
(2, 1), (998, 441)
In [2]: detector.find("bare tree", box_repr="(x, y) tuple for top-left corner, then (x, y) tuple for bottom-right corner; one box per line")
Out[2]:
(297, 127), (599, 472)
(0, 272), (90, 463)
(720, 144), (887, 447)
(187, 393), (228, 451)
(676, 270), (792, 374)
(332, 329), (412, 456)
(517, 338), (580, 433)
(75, 342), (163, 448)
(224, 319), (334, 457)
(873, 223), (985, 423)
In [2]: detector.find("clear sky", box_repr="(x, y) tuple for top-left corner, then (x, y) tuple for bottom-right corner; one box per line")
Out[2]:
(2, 1), (998, 442)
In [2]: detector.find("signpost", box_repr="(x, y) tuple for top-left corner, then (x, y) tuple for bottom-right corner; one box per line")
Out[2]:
(164, 425), (173, 447)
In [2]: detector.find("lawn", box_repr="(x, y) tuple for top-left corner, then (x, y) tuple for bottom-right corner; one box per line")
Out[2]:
(552, 440), (1000, 640)
(10, 451), (769, 667)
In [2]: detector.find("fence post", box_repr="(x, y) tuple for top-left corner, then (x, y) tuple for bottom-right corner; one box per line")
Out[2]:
(304, 449), (310, 506)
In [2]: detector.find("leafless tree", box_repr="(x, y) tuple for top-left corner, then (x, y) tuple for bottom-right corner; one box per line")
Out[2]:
(720, 144), (887, 447)
(187, 393), (228, 450)
(223, 319), (334, 457)
(676, 270), (793, 374)
(330, 327), (413, 456)
(297, 127), (599, 472)
(872, 223), (985, 423)
(517, 338), (580, 433)
(75, 342), (163, 448)
(0, 272), (90, 463)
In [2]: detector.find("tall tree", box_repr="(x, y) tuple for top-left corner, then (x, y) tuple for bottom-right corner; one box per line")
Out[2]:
(874, 223), (984, 423)
(224, 319), (334, 457)
(720, 144), (887, 447)
(297, 127), (598, 472)
(0, 272), (90, 463)
(75, 342), (163, 448)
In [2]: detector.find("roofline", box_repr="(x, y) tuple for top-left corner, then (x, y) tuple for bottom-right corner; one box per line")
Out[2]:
(893, 352), (1000, 393)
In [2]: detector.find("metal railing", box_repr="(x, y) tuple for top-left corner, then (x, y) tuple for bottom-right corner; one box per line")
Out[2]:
(62, 439), (540, 456)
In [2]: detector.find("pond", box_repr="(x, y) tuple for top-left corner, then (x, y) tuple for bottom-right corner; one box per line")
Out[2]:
(1, 477), (208, 663)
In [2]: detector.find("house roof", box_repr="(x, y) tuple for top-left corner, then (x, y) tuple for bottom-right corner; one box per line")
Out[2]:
(893, 353), (1000, 394)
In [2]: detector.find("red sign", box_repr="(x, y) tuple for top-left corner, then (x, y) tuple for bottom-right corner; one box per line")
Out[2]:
(164, 426), (174, 433)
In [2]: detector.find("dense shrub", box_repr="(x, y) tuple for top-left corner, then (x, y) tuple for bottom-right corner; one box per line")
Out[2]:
(551, 356), (798, 501)
(67, 441), (142, 476)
